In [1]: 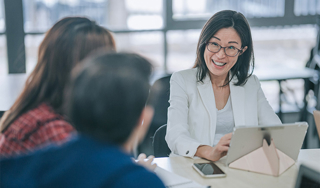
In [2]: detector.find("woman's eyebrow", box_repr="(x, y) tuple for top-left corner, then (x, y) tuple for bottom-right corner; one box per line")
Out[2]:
(229, 41), (239, 44)
(212, 37), (239, 45)
(212, 36), (220, 41)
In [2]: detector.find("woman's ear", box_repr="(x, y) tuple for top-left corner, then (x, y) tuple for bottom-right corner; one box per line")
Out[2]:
(240, 46), (248, 55)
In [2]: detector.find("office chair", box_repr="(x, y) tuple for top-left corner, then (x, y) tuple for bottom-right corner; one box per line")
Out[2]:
(148, 75), (171, 135)
(0, 111), (4, 119)
(152, 124), (171, 157)
(138, 75), (171, 155)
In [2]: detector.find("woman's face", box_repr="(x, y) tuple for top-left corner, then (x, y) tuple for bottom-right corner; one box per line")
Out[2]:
(204, 27), (247, 79)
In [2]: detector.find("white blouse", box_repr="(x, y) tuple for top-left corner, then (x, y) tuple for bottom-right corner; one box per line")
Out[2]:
(213, 96), (235, 146)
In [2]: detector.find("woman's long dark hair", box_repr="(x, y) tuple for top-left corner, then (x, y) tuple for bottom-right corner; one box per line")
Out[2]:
(193, 10), (254, 86)
(0, 17), (115, 132)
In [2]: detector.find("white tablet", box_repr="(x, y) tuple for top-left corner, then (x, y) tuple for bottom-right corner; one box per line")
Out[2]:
(225, 122), (308, 166)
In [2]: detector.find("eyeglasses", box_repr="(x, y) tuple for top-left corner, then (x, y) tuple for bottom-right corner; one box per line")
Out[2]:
(206, 42), (242, 57)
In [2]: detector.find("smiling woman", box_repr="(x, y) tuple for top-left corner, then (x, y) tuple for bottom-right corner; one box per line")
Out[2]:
(165, 10), (282, 162)
(204, 27), (247, 84)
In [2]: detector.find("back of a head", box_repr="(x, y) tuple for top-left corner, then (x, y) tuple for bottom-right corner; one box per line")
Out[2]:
(66, 52), (152, 145)
(36, 17), (116, 109)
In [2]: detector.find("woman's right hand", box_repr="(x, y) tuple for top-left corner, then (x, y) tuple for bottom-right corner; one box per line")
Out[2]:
(135, 153), (157, 171)
(195, 133), (232, 161)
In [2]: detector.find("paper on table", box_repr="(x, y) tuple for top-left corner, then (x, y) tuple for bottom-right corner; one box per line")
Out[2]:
(154, 166), (208, 188)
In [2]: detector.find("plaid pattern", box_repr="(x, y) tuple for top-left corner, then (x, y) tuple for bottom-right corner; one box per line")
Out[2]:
(0, 103), (75, 158)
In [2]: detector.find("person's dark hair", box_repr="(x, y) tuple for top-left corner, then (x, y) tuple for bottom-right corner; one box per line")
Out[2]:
(0, 17), (116, 132)
(66, 52), (152, 145)
(193, 10), (254, 86)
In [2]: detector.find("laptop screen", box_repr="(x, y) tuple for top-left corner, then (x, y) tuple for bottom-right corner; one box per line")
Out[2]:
(295, 164), (320, 188)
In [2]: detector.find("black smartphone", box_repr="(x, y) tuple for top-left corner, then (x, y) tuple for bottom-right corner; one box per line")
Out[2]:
(192, 162), (226, 178)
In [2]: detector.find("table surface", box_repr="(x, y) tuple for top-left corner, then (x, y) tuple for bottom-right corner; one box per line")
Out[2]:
(154, 149), (320, 188)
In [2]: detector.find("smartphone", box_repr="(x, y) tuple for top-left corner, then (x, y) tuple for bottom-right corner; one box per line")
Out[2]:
(192, 162), (226, 178)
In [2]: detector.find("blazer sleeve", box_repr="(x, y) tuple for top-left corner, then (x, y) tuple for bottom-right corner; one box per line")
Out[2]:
(165, 72), (203, 157)
(253, 75), (282, 125)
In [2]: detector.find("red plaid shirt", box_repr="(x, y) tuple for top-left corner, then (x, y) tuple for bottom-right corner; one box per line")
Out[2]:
(0, 103), (75, 158)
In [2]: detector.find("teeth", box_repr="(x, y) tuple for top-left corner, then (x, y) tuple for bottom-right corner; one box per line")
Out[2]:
(212, 60), (225, 66)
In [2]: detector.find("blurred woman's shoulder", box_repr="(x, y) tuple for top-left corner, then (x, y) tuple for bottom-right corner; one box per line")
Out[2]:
(0, 103), (75, 157)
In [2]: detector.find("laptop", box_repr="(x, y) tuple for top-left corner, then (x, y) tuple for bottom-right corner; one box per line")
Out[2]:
(294, 164), (320, 188)
(313, 110), (320, 139)
(225, 122), (308, 166)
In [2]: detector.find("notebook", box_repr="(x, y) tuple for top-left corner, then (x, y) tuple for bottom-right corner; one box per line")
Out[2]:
(154, 166), (208, 188)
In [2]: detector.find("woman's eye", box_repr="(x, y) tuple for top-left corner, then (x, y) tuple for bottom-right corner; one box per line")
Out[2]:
(228, 46), (235, 50)
(211, 42), (219, 46)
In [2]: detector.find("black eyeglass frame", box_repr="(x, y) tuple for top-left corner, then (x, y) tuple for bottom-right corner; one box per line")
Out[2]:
(205, 42), (243, 57)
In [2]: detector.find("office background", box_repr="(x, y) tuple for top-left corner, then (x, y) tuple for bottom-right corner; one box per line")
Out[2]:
(0, 0), (319, 153)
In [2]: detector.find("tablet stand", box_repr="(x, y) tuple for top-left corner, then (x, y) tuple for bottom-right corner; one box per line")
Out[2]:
(229, 139), (295, 176)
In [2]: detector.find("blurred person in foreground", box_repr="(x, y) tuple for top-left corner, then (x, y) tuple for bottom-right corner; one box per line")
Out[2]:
(0, 17), (115, 157)
(0, 52), (165, 188)
(166, 10), (282, 161)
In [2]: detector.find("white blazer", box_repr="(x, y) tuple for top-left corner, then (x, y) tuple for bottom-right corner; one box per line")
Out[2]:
(165, 68), (282, 157)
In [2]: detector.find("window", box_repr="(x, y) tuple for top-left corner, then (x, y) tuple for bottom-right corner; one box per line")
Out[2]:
(115, 32), (164, 70)
(173, 0), (285, 20)
(0, 0), (4, 32)
(166, 26), (316, 72)
(167, 30), (199, 72)
(22, 0), (165, 73)
(294, 0), (320, 16)
(0, 35), (7, 75)
(25, 35), (44, 73)
(0, 0), (5, 75)
(23, 0), (163, 32)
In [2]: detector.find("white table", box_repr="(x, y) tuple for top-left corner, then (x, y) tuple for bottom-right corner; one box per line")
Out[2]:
(154, 149), (320, 188)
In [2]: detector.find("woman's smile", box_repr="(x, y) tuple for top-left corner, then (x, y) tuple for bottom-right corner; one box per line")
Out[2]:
(212, 59), (227, 68)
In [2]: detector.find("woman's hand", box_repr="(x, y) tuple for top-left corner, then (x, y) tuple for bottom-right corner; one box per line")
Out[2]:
(195, 133), (232, 161)
(135, 153), (157, 171)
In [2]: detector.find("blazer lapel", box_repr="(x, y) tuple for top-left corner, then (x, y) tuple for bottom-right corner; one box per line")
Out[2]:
(197, 75), (217, 145)
(230, 78), (245, 127)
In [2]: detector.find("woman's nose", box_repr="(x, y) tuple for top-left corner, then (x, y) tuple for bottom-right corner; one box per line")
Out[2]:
(215, 48), (226, 59)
